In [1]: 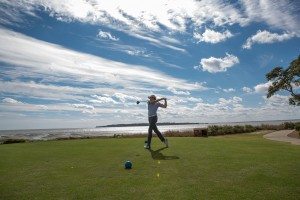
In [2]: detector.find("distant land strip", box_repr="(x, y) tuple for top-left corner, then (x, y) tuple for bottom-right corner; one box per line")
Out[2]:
(96, 122), (203, 128)
(96, 119), (300, 128)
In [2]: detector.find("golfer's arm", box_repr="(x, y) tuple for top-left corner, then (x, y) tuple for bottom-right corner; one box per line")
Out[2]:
(154, 98), (163, 103)
(154, 98), (167, 108)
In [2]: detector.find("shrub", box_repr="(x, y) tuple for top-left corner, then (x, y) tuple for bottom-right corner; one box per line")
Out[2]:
(221, 125), (234, 134)
(1, 139), (27, 144)
(164, 130), (194, 137)
(207, 124), (262, 136)
(207, 125), (219, 136)
(244, 125), (257, 132)
(142, 122), (300, 138)
(295, 122), (300, 132)
(233, 125), (245, 133)
(260, 124), (284, 130)
(283, 122), (295, 129)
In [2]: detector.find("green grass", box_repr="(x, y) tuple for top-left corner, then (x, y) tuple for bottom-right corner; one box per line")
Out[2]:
(0, 134), (299, 200)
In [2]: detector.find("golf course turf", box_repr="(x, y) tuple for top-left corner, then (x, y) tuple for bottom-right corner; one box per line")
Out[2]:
(0, 133), (299, 199)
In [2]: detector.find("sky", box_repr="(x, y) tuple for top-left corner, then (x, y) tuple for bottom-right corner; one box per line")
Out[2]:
(0, 0), (299, 130)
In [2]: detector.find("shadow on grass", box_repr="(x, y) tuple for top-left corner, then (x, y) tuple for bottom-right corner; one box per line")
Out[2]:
(148, 147), (180, 160)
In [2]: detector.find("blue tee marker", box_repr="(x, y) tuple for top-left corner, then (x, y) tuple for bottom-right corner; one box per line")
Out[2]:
(124, 160), (132, 169)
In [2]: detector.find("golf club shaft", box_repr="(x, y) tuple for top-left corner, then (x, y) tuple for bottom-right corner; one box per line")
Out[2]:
(136, 100), (147, 104)
(137, 98), (168, 104)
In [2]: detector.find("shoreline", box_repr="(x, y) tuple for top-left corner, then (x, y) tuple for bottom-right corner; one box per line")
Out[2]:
(1, 119), (299, 131)
(96, 118), (300, 128)
(0, 120), (299, 144)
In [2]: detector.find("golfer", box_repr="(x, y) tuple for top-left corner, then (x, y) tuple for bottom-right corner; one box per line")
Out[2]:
(145, 95), (168, 149)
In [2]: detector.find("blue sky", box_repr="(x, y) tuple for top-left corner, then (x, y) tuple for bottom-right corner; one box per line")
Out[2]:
(0, 0), (299, 130)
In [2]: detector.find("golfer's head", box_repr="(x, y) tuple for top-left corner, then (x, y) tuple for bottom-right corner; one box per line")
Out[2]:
(148, 95), (156, 102)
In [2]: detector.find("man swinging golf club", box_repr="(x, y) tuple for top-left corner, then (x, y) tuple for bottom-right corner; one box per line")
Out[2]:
(144, 95), (168, 149)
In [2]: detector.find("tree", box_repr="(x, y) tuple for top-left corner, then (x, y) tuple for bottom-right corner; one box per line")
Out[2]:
(266, 55), (300, 105)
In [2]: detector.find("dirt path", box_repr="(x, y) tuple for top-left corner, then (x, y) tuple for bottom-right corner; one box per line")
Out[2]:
(263, 130), (300, 145)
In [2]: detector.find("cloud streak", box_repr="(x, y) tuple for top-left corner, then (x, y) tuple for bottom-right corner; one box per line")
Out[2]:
(223, 88), (235, 93)
(240, 0), (300, 35)
(242, 87), (253, 93)
(0, 28), (208, 124)
(1, 0), (299, 52)
(0, 28), (201, 91)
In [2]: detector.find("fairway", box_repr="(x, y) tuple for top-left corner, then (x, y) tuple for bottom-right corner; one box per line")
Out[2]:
(1, 134), (299, 200)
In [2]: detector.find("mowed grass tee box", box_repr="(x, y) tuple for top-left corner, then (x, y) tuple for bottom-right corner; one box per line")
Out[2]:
(0, 134), (299, 200)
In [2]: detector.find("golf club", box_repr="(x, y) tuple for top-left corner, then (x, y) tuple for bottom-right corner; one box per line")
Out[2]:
(136, 100), (148, 104)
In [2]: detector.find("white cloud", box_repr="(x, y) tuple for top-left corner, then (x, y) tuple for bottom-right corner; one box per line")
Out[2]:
(0, 28), (202, 92)
(191, 96), (244, 116)
(167, 87), (190, 96)
(1, 99), (69, 113)
(0, 28), (210, 124)
(125, 49), (150, 57)
(0, 80), (166, 107)
(160, 36), (182, 45)
(254, 81), (272, 93)
(113, 93), (139, 103)
(242, 87), (253, 93)
(0, 0), (247, 31)
(240, 0), (300, 35)
(72, 104), (96, 114)
(0, 80), (131, 103)
(187, 97), (203, 103)
(1, 0), (299, 54)
(1, 93), (300, 129)
(1, 0), (299, 35)
(223, 88), (235, 93)
(0, 81), (87, 101)
(1, 95), (147, 116)
(72, 104), (94, 110)
(95, 43), (183, 69)
(195, 53), (239, 73)
(243, 30), (296, 49)
(90, 95), (118, 104)
(263, 94), (289, 107)
(2, 98), (23, 104)
(185, 95), (299, 123)
(194, 29), (233, 43)
(97, 30), (119, 41)
(3, 2), (297, 49)
(125, 32), (186, 53)
(233, 96), (242, 103)
(37, 105), (48, 110)
(219, 96), (242, 105)
(92, 42), (183, 68)
(0, 0), (38, 26)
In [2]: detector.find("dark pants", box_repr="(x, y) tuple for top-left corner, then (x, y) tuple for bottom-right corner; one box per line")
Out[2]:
(147, 116), (165, 147)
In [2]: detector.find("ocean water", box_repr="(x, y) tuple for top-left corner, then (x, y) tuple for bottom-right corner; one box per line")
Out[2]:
(0, 124), (203, 140)
(0, 120), (298, 141)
